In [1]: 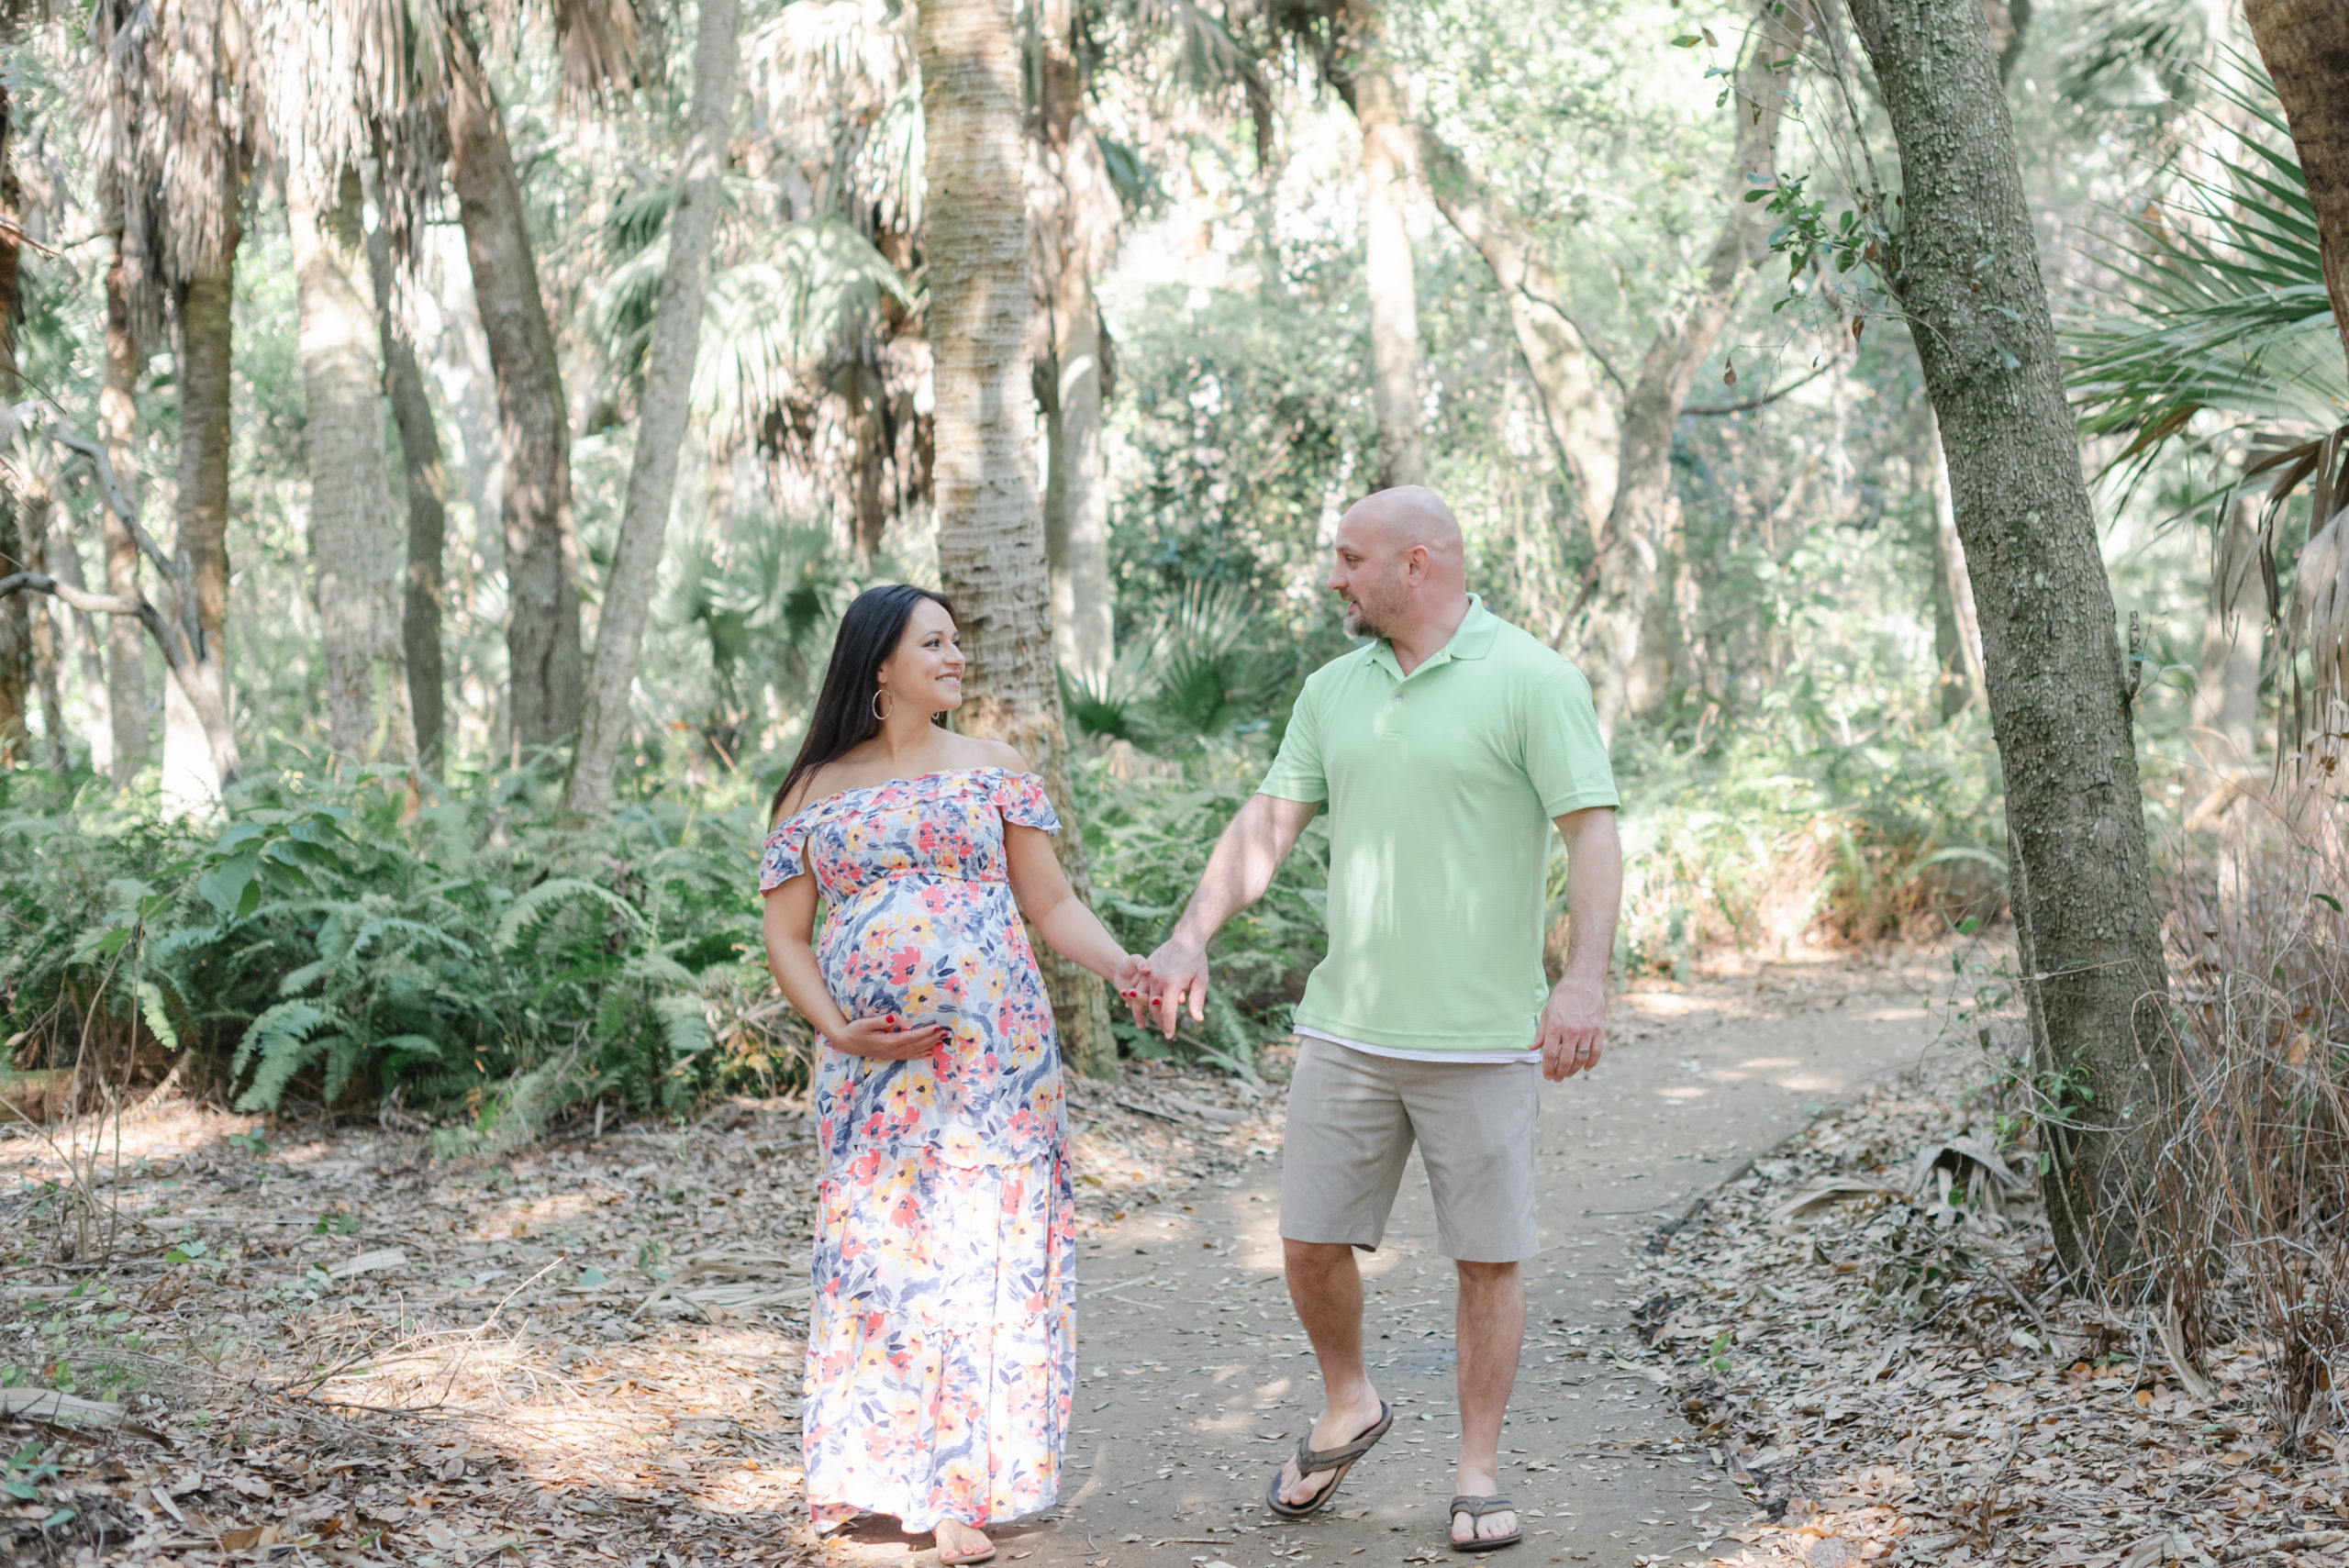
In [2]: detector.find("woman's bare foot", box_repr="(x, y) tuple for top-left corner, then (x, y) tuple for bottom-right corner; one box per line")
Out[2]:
(933, 1518), (995, 1565)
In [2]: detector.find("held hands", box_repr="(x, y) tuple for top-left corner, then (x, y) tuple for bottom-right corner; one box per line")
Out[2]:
(1112, 952), (1156, 1024)
(1128, 938), (1208, 1039)
(1537, 974), (1606, 1082)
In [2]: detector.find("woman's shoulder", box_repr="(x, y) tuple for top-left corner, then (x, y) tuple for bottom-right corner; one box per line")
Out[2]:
(952, 737), (1030, 775)
(768, 754), (872, 830)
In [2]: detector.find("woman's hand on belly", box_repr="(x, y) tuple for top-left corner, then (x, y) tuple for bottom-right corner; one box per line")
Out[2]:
(829, 1015), (948, 1060)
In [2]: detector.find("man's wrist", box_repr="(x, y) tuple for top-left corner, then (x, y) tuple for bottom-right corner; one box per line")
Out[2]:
(1164, 923), (1213, 958)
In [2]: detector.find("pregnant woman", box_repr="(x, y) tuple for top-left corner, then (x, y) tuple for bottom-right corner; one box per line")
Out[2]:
(760, 584), (1147, 1567)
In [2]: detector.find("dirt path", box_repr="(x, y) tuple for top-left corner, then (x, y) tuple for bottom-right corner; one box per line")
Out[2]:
(824, 951), (1955, 1568)
(0, 951), (1953, 1568)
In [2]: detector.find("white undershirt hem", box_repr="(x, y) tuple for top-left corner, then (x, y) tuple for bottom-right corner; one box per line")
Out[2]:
(1295, 1027), (1541, 1066)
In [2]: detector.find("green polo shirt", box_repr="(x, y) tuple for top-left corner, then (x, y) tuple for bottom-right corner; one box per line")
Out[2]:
(1258, 596), (1619, 1056)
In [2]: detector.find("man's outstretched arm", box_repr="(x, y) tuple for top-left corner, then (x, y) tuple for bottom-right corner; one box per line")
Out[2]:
(1145, 793), (1322, 1037)
(1537, 806), (1621, 1081)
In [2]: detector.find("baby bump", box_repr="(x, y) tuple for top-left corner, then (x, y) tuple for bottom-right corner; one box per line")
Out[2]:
(818, 884), (1040, 1029)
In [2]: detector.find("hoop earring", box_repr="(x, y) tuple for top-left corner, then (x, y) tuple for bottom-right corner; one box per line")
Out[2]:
(872, 686), (894, 723)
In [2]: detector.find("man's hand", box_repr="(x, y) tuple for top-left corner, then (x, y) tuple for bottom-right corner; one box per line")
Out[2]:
(1143, 937), (1209, 1039)
(1536, 975), (1605, 1082)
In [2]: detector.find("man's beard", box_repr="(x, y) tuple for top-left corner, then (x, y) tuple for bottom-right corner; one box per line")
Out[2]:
(1342, 581), (1402, 640)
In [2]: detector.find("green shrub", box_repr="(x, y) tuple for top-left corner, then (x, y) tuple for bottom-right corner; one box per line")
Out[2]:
(1074, 743), (1329, 1079)
(0, 762), (800, 1139)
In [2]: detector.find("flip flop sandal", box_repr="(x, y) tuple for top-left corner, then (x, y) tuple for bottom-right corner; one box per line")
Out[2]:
(1447, 1494), (1522, 1552)
(1263, 1401), (1395, 1519)
(935, 1536), (996, 1566)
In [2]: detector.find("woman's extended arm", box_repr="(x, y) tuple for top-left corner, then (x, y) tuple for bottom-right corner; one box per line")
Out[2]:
(761, 876), (943, 1061)
(1003, 824), (1146, 995)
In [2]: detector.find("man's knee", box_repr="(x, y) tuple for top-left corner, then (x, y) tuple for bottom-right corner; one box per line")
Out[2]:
(1453, 1259), (1520, 1293)
(1284, 1237), (1360, 1273)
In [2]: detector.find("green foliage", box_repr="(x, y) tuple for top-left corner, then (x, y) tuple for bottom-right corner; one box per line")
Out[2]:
(1063, 582), (1320, 751)
(2068, 71), (2344, 477)
(0, 764), (793, 1137)
(1074, 748), (1329, 1078)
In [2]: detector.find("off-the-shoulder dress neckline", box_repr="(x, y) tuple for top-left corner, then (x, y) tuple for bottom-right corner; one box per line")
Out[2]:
(773, 764), (1032, 828)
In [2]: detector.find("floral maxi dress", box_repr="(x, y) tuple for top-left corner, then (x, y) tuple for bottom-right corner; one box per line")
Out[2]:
(760, 767), (1074, 1533)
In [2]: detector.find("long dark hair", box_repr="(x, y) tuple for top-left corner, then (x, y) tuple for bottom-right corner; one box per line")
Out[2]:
(769, 584), (955, 825)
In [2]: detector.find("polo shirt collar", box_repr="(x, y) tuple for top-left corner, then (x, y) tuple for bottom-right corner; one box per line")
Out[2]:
(1368, 595), (1500, 682)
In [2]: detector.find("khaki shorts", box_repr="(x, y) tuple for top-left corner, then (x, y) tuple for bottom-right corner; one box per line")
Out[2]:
(1278, 1038), (1542, 1262)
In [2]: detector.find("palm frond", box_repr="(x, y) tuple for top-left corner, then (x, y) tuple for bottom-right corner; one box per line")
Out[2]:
(691, 217), (913, 450)
(2052, 0), (2214, 109)
(2068, 78), (2346, 465)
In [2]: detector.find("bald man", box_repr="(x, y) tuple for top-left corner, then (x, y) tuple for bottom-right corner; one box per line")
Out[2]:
(1139, 485), (1623, 1551)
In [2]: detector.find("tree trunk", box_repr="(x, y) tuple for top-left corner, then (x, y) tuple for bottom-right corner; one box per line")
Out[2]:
(1033, 0), (1116, 684)
(40, 502), (115, 773)
(1931, 414), (1986, 718)
(0, 87), (25, 766)
(1412, 129), (1618, 546)
(567, 0), (740, 814)
(920, 0), (1116, 1080)
(1337, 0), (1425, 490)
(1845, 0), (2168, 1289)
(1577, 0), (1809, 742)
(2243, 0), (2349, 370)
(2192, 495), (2263, 770)
(164, 245), (242, 810)
(0, 489), (26, 764)
(26, 495), (65, 773)
(365, 177), (451, 775)
(292, 168), (409, 764)
(446, 40), (583, 757)
(100, 241), (149, 784)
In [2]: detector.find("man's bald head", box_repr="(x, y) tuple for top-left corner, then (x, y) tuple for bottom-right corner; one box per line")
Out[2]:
(1339, 485), (1466, 582)
(1328, 485), (1469, 642)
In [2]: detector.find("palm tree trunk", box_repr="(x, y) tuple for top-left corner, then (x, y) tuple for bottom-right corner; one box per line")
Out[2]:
(100, 241), (149, 784)
(0, 94), (25, 766)
(1576, 0), (1809, 742)
(446, 40), (583, 757)
(1846, 0), (2168, 1288)
(2243, 0), (2349, 368)
(568, 0), (740, 815)
(1041, 253), (1113, 683)
(1339, 0), (1425, 489)
(365, 178), (451, 775)
(1033, 0), (1117, 684)
(1413, 130), (1618, 548)
(921, 0), (1116, 1080)
(164, 244), (242, 808)
(292, 168), (409, 764)
(0, 492), (26, 763)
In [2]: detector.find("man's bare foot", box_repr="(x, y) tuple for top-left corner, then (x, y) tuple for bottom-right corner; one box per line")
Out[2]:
(1450, 1458), (1516, 1545)
(933, 1518), (995, 1564)
(1275, 1390), (1387, 1508)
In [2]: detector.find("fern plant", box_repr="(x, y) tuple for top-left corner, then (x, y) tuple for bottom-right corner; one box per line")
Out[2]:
(1, 762), (781, 1136)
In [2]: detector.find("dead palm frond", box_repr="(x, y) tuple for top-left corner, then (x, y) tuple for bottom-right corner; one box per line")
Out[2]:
(82, 0), (253, 339)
